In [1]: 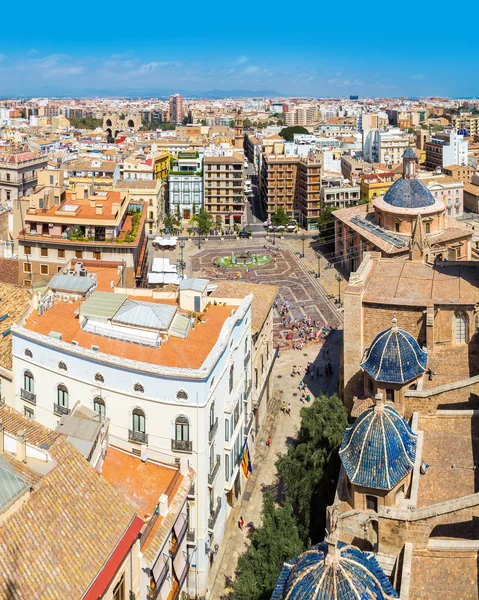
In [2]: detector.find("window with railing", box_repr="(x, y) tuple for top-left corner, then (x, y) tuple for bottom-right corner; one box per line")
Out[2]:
(172, 416), (192, 452)
(94, 397), (106, 419)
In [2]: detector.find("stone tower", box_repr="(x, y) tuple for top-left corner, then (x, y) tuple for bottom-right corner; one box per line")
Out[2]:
(234, 110), (244, 149)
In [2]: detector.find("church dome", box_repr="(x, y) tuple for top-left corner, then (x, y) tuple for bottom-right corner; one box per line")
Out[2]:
(339, 403), (417, 491)
(273, 540), (398, 600)
(383, 177), (435, 209)
(361, 319), (427, 384)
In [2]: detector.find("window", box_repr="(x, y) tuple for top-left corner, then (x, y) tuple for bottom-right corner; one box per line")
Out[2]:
(93, 251), (101, 260)
(94, 372), (104, 383)
(40, 265), (49, 275)
(386, 389), (394, 401)
(425, 222), (431, 234)
(24, 246), (31, 255)
(58, 361), (67, 371)
(50, 175), (54, 185)
(24, 406), (34, 419)
(133, 382), (144, 394)
(209, 402), (215, 428)
(23, 263), (31, 273)
(75, 250), (83, 259)
(24, 348), (33, 359)
(6, 173), (10, 181)
(175, 416), (190, 441)
(112, 575), (125, 600)
(229, 365), (234, 393)
(58, 249), (65, 259)
(395, 223), (400, 233)
(366, 495), (378, 511)
(24, 371), (34, 393)
(455, 312), (467, 343)
(132, 408), (146, 433)
(176, 389), (188, 401)
(57, 384), (69, 407)
(40, 247), (48, 257)
(94, 397), (106, 419)
(225, 453), (230, 481)
(225, 418), (229, 442)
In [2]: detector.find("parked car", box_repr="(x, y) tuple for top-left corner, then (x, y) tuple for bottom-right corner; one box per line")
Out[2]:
(239, 229), (252, 238)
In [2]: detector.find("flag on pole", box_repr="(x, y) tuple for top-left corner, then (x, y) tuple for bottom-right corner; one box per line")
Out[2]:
(241, 442), (253, 479)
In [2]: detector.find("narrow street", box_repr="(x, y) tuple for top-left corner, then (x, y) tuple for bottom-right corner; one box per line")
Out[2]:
(208, 330), (341, 599)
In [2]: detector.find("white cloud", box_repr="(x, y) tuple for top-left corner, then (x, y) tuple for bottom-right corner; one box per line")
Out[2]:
(412, 74), (425, 80)
(243, 65), (260, 75)
(236, 55), (249, 64)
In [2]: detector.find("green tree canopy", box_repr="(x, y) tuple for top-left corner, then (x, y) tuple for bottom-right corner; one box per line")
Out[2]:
(163, 211), (181, 232)
(193, 207), (213, 236)
(271, 206), (289, 227)
(243, 118), (253, 128)
(68, 117), (103, 130)
(316, 206), (337, 244)
(279, 126), (309, 142)
(276, 394), (348, 543)
(232, 490), (305, 600)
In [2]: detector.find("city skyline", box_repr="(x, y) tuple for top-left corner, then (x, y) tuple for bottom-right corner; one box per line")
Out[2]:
(2, 0), (478, 97)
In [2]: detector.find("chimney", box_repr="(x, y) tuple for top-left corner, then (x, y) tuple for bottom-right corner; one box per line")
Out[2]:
(111, 202), (121, 216)
(95, 204), (103, 215)
(159, 493), (168, 516)
(0, 420), (4, 453)
(16, 429), (26, 463)
(90, 198), (96, 208)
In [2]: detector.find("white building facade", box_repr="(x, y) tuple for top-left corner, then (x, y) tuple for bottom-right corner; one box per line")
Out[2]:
(168, 156), (204, 220)
(11, 290), (254, 599)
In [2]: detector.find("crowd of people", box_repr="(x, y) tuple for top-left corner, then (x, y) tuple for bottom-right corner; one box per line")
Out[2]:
(274, 299), (332, 350)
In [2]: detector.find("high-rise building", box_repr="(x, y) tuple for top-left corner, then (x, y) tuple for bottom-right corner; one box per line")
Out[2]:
(169, 94), (184, 124)
(203, 154), (244, 227)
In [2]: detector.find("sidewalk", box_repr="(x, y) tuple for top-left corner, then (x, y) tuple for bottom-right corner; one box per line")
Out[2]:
(207, 334), (340, 599)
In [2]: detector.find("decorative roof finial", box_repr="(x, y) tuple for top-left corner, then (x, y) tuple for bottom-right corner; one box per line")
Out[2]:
(374, 391), (385, 413)
(391, 317), (398, 332)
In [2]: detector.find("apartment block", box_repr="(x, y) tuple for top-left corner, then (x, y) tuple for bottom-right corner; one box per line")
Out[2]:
(168, 153), (204, 220)
(169, 94), (184, 124)
(0, 151), (49, 205)
(451, 114), (479, 135)
(425, 130), (468, 171)
(203, 155), (244, 226)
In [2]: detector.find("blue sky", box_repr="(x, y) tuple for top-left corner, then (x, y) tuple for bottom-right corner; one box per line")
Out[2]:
(1, 1), (478, 97)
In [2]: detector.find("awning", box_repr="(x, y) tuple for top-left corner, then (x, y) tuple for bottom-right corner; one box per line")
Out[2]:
(173, 548), (187, 579)
(174, 512), (186, 538)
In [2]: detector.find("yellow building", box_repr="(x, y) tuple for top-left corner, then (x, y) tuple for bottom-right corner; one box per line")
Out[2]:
(152, 152), (170, 180)
(360, 171), (396, 200)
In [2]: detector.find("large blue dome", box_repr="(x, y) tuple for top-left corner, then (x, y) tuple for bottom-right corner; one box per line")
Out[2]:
(339, 403), (417, 491)
(271, 540), (398, 600)
(383, 177), (435, 209)
(361, 320), (427, 384)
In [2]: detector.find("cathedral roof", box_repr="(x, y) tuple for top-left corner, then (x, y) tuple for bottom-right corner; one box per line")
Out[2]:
(383, 177), (435, 209)
(271, 540), (398, 600)
(361, 319), (427, 384)
(339, 403), (417, 491)
(402, 147), (417, 159)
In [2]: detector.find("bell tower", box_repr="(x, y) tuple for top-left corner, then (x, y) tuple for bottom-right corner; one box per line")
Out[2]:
(234, 109), (244, 149)
(402, 147), (418, 179)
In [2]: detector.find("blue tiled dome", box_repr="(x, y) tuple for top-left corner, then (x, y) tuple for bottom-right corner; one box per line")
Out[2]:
(339, 403), (417, 491)
(271, 540), (398, 600)
(402, 147), (417, 159)
(383, 177), (435, 208)
(361, 320), (427, 384)
(457, 128), (469, 137)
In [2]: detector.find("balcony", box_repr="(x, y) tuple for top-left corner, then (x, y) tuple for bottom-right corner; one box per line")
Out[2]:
(208, 455), (221, 486)
(147, 562), (169, 600)
(243, 351), (251, 368)
(208, 496), (222, 530)
(170, 519), (188, 558)
(171, 439), (192, 453)
(245, 381), (253, 401)
(187, 529), (195, 543)
(244, 412), (254, 435)
(54, 403), (70, 416)
(129, 429), (148, 444)
(21, 388), (36, 405)
(187, 483), (196, 498)
(208, 417), (218, 442)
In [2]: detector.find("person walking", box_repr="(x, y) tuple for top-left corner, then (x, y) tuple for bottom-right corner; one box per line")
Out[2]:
(281, 401), (287, 413)
(239, 516), (245, 530)
(266, 436), (272, 448)
(306, 393), (311, 403)
(287, 403), (292, 416)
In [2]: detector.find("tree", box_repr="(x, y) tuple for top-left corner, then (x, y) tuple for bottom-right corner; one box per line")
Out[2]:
(316, 206), (336, 244)
(68, 117), (103, 130)
(271, 206), (289, 227)
(193, 207), (213, 236)
(232, 491), (305, 600)
(279, 126), (309, 142)
(276, 394), (348, 543)
(182, 116), (189, 125)
(243, 118), (253, 128)
(163, 211), (181, 233)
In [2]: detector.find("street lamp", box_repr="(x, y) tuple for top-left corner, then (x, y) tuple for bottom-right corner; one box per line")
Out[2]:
(300, 233), (307, 258)
(176, 241), (186, 278)
(315, 251), (321, 278)
(272, 228), (276, 246)
(336, 273), (342, 305)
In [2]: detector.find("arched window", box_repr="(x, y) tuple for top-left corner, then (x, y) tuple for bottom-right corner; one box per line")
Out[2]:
(24, 371), (34, 393)
(175, 416), (189, 441)
(134, 382), (144, 394)
(24, 348), (33, 359)
(176, 389), (188, 401)
(94, 397), (106, 419)
(132, 408), (145, 433)
(149, 199), (153, 207)
(229, 365), (234, 393)
(455, 312), (467, 343)
(57, 384), (69, 407)
(94, 372), (104, 384)
(58, 361), (67, 371)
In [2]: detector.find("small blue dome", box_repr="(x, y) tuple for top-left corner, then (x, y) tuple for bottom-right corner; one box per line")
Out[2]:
(339, 403), (417, 491)
(402, 147), (417, 159)
(383, 177), (435, 209)
(361, 320), (427, 384)
(271, 540), (398, 600)
(457, 128), (469, 137)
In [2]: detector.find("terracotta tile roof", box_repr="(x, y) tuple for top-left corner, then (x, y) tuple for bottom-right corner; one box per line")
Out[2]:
(0, 284), (32, 370)
(210, 281), (277, 334)
(463, 183), (479, 196)
(0, 405), (60, 449)
(0, 431), (137, 599)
